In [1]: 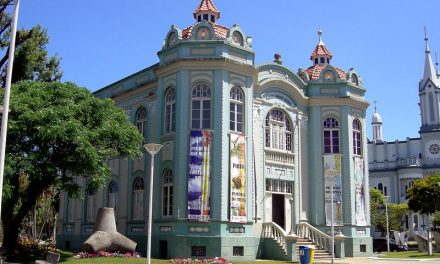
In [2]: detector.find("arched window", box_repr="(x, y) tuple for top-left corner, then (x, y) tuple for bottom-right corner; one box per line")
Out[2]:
(191, 83), (211, 129)
(265, 109), (292, 152)
(378, 183), (383, 194)
(230, 86), (244, 132)
(323, 117), (339, 153)
(232, 31), (243, 46)
(162, 169), (173, 217)
(164, 88), (176, 133)
(132, 177), (144, 221)
(351, 73), (359, 86)
(108, 181), (118, 214)
(86, 189), (96, 222)
(136, 107), (147, 136)
(353, 119), (362, 155)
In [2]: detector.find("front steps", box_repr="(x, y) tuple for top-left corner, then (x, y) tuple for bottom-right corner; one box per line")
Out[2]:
(297, 237), (332, 259)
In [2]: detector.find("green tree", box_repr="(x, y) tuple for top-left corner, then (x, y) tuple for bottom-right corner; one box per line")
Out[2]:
(1, 81), (143, 256)
(0, 0), (62, 86)
(407, 174), (440, 215)
(370, 189), (409, 234)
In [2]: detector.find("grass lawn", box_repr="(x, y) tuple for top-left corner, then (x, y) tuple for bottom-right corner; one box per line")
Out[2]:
(379, 250), (440, 259)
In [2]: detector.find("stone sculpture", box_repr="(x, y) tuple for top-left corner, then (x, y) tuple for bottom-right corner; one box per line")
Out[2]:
(82, 207), (137, 253)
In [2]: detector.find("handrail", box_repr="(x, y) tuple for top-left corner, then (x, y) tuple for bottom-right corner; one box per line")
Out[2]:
(296, 222), (331, 252)
(262, 222), (288, 252)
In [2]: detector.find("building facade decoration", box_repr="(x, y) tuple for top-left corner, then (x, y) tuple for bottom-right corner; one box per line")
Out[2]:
(57, 0), (371, 260)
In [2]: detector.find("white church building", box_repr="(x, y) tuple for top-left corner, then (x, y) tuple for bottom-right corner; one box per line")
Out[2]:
(368, 31), (440, 238)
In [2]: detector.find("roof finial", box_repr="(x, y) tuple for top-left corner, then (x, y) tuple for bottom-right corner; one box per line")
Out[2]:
(374, 100), (377, 113)
(436, 52), (439, 75)
(318, 28), (323, 44)
(424, 26), (430, 53)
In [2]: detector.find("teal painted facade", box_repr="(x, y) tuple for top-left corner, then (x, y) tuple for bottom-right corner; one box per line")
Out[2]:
(57, 0), (372, 260)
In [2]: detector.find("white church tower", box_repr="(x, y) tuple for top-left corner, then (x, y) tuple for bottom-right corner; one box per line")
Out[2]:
(419, 27), (440, 131)
(371, 101), (383, 143)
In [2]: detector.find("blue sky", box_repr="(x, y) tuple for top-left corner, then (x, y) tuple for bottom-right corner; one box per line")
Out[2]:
(17, 0), (440, 141)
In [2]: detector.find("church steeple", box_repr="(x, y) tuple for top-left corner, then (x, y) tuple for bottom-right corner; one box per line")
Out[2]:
(193, 0), (220, 23)
(310, 29), (333, 66)
(419, 28), (440, 131)
(423, 27), (439, 86)
(371, 101), (383, 143)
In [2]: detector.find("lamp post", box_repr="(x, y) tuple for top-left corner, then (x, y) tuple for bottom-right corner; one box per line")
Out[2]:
(0, 0), (20, 244)
(330, 186), (335, 264)
(384, 196), (390, 253)
(144, 143), (162, 264)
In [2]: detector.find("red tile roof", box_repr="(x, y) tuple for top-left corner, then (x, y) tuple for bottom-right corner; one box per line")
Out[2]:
(310, 43), (333, 60)
(182, 22), (229, 39)
(193, 0), (220, 18)
(305, 65), (347, 80)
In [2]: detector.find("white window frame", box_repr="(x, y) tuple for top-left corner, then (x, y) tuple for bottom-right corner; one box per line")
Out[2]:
(164, 87), (176, 133)
(265, 109), (292, 152)
(191, 83), (211, 129)
(136, 107), (147, 136)
(132, 177), (144, 221)
(323, 117), (339, 153)
(230, 86), (244, 132)
(162, 169), (173, 217)
(108, 181), (118, 215)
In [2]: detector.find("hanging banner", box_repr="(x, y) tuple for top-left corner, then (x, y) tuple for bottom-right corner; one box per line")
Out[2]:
(188, 130), (212, 221)
(354, 156), (367, 226)
(324, 154), (343, 226)
(230, 134), (246, 223)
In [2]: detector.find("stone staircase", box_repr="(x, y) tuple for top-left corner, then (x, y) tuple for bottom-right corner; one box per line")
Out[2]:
(262, 222), (334, 260)
(296, 237), (332, 259)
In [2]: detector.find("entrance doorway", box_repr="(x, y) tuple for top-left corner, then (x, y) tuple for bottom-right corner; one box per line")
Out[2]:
(159, 240), (168, 259)
(272, 194), (285, 230)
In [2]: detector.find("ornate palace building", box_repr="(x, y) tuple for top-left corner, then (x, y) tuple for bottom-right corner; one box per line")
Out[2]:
(368, 30), (440, 239)
(57, 0), (372, 260)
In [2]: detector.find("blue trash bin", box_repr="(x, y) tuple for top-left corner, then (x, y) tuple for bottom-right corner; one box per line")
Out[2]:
(299, 245), (310, 264)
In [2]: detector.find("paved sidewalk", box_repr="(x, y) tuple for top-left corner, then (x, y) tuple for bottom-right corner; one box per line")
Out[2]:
(316, 257), (440, 264)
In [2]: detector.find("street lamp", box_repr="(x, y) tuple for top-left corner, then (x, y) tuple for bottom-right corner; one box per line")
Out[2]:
(144, 143), (162, 264)
(330, 186), (340, 264)
(384, 196), (390, 253)
(0, 0), (20, 246)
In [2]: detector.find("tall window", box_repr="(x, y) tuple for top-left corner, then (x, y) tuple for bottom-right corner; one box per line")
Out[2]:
(162, 169), (173, 217)
(191, 83), (211, 129)
(67, 197), (75, 223)
(108, 181), (118, 215)
(86, 189), (96, 222)
(165, 88), (176, 133)
(132, 177), (144, 221)
(230, 86), (244, 132)
(136, 107), (147, 136)
(323, 117), (339, 153)
(265, 109), (292, 152)
(352, 119), (362, 155)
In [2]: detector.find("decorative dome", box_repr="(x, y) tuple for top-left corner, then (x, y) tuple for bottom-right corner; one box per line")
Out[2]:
(372, 112), (382, 124)
(371, 102), (382, 124)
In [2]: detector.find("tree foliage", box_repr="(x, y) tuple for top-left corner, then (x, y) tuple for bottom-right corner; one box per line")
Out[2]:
(407, 173), (440, 215)
(370, 189), (409, 234)
(1, 81), (143, 256)
(0, 0), (62, 86)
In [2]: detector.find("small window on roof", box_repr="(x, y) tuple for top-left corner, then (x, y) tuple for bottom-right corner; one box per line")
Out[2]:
(203, 14), (208, 21)
(327, 58), (330, 64)
(198, 15), (201, 22)
(314, 58), (318, 65)
(211, 15), (215, 22)
(320, 57), (325, 64)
